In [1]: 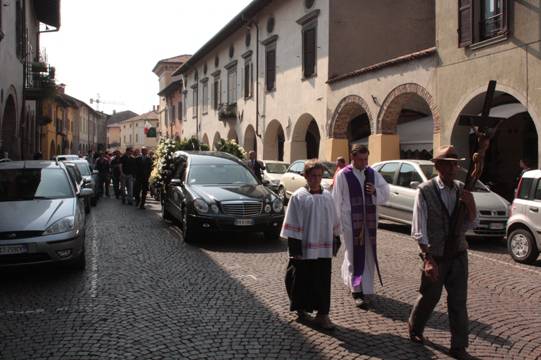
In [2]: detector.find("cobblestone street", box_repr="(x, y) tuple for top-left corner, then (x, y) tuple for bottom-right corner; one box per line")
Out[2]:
(1, 197), (541, 359)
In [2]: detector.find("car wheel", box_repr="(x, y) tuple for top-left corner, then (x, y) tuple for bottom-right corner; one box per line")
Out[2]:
(69, 248), (86, 271)
(182, 209), (197, 244)
(161, 202), (173, 222)
(508, 228), (540, 264)
(264, 228), (281, 241)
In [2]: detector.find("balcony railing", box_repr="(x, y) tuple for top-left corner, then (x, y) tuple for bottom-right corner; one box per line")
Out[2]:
(25, 61), (56, 100)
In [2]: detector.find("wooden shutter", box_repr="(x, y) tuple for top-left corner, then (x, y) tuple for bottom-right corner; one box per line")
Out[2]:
(266, 49), (276, 91)
(244, 63), (250, 98)
(177, 101), (182, 120)
(458, 0), (473, 47)
(303, 27), (316, 77)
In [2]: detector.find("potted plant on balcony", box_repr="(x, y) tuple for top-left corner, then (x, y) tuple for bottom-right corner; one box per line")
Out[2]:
(218, 103), (237, 121)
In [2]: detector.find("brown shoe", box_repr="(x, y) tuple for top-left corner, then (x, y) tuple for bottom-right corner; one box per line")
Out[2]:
(408, 321), (425, 344)
(314, 315), (335, 331)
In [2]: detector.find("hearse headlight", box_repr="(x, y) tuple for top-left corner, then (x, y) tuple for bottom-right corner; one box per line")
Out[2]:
(272, 198), (284, 213)
(193, 199), (209, 214)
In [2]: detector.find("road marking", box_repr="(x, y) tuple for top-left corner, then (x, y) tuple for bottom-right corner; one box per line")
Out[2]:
(469, 251), (541, 276)
(236, 274), (258, 280)
(89, 214), (98, 298)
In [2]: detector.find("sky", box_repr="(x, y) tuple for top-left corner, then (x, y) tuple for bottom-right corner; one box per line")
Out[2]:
(41, 0), (253, 116)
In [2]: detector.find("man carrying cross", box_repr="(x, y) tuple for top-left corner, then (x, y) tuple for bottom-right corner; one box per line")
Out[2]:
(408, 146), (478, 359)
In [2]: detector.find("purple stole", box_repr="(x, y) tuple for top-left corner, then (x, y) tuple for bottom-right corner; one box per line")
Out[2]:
(342, 165), (383, 288)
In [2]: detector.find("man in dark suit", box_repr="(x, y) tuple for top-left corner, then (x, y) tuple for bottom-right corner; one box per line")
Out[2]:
(247, 150), (265, 182)
(134, 147), (154, 209)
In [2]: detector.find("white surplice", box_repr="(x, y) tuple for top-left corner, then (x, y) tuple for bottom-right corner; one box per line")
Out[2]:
(332, 165), (390, 294)
(280, 187), (341, 260)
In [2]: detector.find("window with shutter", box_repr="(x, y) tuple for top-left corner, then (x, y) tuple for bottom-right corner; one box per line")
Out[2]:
(192, 86), (198, 118)
(178, 101), (182, 121)
(459, 0), (510, 47)
(244, 59), (253, 99)
(202, 81), (209, 114)
(266, 48), (276, 92)
(213, 78), (219, 110)
(303, 27), (316, 78)
(227, 67), (237, 105)
(458, 0), (473, 47)
(480, 0), (508, 40)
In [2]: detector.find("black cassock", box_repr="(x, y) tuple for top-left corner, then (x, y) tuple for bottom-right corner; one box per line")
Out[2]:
(285, 237), (332, 315)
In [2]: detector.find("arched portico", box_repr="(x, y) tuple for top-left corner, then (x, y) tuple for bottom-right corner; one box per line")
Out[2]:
(374, 83), (439, 161)
(451, 88), (538, 201)
(202, 133), (210, 147)
(227, 128), (238, 143)
(263, 120), (285, 161)
(290, 114), (320, 161)
(212, 132), (221, 151)
(328, 95), (373, 162)
(243, 125), (257, 154)
(1, 95), (18, 159)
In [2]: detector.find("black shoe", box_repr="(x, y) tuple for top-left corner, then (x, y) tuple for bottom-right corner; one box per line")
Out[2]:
(139, 206), (145, 210)
(449, 347), (469, 359)
(408, 321), (425, 344)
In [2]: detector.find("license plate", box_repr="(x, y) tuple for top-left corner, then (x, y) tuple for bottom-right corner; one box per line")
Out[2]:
(489, 223), (505, 230)
(0, 245), (28, 255)
(234, 219), (254, 226)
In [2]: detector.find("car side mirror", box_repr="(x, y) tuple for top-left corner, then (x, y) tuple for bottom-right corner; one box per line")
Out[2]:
(83, 178), (91, 185)
(409, 181), (420, 189)
(170, 178), (182, 187)
(79, 188), (93, 197)
(92, 170), (99, 175)
(262, 179), (270, 186)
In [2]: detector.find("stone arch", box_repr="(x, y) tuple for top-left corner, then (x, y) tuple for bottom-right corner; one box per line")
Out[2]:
(291, 113), (320, 161)
(329, 95), (373, 138)
(263, 119), (285, 161)
(202, 133), (210, 147)
(450, 86), (539, 201)
(212, 132), (221, 151)
(377, 83), (440, 135)
(227, 128), (238, 143)
(243, 125), (257, 153)
(1, 94), (18, 159)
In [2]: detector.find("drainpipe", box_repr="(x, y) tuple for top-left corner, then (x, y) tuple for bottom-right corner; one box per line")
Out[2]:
(243, 17), (262, 139)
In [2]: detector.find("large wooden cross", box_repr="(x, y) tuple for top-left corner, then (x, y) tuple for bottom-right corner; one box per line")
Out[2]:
(448, 80), (505, 257)
(457, 80), (505, 190)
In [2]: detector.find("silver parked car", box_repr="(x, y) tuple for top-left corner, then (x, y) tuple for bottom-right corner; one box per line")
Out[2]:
(0, 161), (91, 269)
(506, 169), (541, 264)
(66, 159), (99, 206)
(261, 160), (289, 192)
(277, 160), (334, 203)
(372, 160), (510, 238)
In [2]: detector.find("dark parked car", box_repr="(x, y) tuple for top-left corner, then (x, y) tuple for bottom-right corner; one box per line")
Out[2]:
(161, 151), (285, 243)
(0, 161), (90, 269)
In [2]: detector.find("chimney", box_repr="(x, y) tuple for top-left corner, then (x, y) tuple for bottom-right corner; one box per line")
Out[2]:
(57, 83), (66, 94)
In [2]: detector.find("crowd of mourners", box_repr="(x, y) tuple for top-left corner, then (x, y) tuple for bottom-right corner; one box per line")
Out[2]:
(89, 147), (154, 209)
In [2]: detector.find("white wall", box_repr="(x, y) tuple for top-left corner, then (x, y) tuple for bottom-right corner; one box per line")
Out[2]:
(182, 0), (329, 162)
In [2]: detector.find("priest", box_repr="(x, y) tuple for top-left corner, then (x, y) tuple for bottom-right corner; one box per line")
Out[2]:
(332, 144), (390, 308)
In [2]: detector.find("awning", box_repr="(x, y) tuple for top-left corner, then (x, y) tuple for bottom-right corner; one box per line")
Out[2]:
(486, 102), (528, 118)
